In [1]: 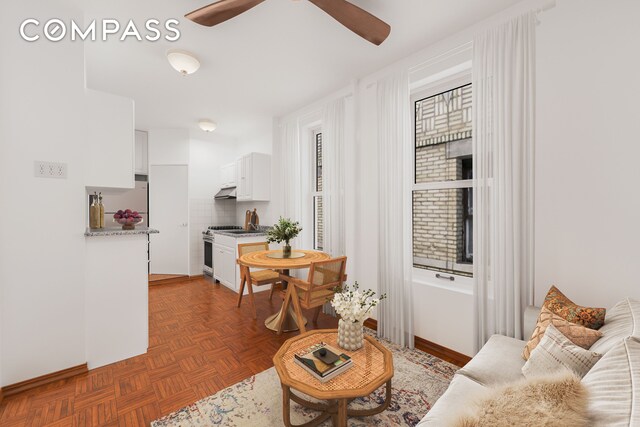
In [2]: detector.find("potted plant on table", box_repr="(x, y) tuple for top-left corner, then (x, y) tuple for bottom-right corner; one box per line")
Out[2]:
(331, 282), (386, 351)
(266, 217), (302, 258)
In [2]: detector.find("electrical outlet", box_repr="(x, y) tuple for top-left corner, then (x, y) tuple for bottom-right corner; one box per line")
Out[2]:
(34, 161), (67, 179)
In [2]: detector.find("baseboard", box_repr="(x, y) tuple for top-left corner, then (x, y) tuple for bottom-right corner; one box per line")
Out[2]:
(363, 318), (471, 368)
(2, 363), (88, 397)
(148, 274), (198, 286)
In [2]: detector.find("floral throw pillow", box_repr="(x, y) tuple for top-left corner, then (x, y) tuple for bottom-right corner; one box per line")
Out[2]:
(543, 286), (606, 330)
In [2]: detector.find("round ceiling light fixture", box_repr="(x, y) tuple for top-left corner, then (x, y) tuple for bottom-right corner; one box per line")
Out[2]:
(198, 119), (217, 132)
(166, 49), (200, 76)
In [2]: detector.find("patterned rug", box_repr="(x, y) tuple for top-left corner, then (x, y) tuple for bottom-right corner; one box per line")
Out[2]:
(152, 330), (458, 426)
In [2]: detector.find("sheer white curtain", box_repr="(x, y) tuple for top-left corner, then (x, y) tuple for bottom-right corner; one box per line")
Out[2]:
(275, 120), (302, 245)
(377, 71), (414, 348)
(473, 12), (536, 351)
(321, 97), (346, 316)
(322, 97), (346, 258)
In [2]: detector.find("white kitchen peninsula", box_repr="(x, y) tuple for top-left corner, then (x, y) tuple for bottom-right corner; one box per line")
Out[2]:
(84, 227), (158, 369)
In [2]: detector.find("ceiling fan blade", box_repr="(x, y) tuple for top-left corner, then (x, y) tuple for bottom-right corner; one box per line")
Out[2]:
(186, 0), (266, 27)
(308, 0), (390, 45)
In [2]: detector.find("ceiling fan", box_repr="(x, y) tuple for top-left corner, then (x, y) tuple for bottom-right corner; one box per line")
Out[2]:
(185, 0), (391, 46)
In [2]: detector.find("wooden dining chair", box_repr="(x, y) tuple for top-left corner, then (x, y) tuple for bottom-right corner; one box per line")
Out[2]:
(278, 256), (347, 334)
(237, 242), (281, 319)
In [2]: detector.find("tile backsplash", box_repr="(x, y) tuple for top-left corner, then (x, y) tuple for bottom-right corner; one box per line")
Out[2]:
(212, 199), (236, 226)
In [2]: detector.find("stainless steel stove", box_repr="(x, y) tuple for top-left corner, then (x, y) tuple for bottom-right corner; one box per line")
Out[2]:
(203, 226), (242, 276)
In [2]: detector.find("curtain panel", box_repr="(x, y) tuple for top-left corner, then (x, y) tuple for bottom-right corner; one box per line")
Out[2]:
(275, 120), (303, 248)
(322, 97), (346, 258)
(377, 71), (414, 348)
(321, 97), (347, 316)
(472, 11), (536, 351)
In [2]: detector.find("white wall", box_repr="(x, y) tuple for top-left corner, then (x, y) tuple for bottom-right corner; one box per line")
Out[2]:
(148, 129), (190, 166)
(0, 0), (88, 385)
(534, 0), (640, 308)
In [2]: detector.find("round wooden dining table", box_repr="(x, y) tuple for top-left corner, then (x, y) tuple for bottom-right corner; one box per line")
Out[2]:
(237, 249), (330, 333)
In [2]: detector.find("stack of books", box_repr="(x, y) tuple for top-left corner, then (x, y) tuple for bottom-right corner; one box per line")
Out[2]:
(294, 342), (353, 383)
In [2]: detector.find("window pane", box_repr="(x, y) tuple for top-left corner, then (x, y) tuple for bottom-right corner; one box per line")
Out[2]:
(315, 133), (323, 192)
(415, 84), (472, 184)
(314, 195), (323, 251)
(413, 189), (473, 277)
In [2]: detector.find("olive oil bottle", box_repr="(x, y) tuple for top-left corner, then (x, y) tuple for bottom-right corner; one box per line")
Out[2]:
(98, 192), (105, 228)
(89, 192), (100, 229)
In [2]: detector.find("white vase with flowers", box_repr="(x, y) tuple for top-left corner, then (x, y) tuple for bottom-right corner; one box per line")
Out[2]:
(331, 282), (386, 351)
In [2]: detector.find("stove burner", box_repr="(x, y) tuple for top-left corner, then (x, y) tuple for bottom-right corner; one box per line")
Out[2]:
(208, 225), (243, 230)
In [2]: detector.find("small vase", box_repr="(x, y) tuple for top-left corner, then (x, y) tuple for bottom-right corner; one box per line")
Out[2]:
(283, 244), (292, 258)
(337, 318), (364, 351)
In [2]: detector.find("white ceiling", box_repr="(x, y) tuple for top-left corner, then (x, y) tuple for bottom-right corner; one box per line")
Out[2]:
(84, 0), (522, 141)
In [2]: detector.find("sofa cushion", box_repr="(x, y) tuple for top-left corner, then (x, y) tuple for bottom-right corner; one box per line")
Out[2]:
(543, 285), (606, 330)
(522, 324), (602, 379)
(523, 306), (602, 360)
(589, 298), (640, 355)
(416, 374), (485, 426)
(582, 336), (640, 426)
(457, 335), (526, 386)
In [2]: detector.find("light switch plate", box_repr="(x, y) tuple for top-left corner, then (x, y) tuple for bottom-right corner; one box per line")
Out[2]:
(34, 161), (68, 179)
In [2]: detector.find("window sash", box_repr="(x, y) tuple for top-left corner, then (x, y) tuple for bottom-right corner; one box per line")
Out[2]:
(411, 76), (474, 280)
(312, 130), (323, 251)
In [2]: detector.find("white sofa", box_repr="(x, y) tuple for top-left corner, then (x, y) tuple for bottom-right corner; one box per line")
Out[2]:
(418, 299), (640, 426)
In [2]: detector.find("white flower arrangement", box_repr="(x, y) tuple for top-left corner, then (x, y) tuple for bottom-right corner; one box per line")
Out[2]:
(331, 282), (386, 324)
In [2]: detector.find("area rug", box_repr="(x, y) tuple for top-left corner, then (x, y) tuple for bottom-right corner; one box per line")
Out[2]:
(152, 330), (458, 427)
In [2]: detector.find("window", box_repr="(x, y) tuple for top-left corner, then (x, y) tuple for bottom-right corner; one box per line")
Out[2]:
(312, 131), (323, 250)
(412, 83), (473, 277)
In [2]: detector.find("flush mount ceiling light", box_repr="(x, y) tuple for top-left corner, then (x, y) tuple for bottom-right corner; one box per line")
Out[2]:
(198, 119), (217, 132)
(166, 49), (200, 76)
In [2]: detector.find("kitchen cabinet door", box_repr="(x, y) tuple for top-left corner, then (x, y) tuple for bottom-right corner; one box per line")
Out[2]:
(135, 131), (148, 175)
(236, 153), (270, 201)
(221, 163), (236, 188)
(214, 244), (236, 290)
(85, 89), (135, 189)
(236, 155), (249, 201)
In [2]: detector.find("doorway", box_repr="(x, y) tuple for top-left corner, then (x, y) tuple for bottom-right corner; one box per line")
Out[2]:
(149, 164), (189, 275)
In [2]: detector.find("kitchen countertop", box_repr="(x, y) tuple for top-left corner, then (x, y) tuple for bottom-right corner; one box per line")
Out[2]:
(85, 227), (159, 237)
(213, 227), (270, 238)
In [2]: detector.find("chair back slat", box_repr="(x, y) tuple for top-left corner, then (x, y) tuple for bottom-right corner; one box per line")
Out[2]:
(238, 242), (269, 257)
(303, 256), (347, 306)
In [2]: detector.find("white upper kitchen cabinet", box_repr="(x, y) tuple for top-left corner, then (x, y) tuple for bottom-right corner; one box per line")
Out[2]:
(134, 130), (148, 175)
(236, 152), (270, 201)
(220, 162), (236, 188)
(84, 89), (135, 189)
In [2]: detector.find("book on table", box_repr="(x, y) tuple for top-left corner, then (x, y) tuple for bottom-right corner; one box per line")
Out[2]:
(293, 342), (353, 383)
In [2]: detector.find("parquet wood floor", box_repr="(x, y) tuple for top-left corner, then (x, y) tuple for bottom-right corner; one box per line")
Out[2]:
(0, 277), (339, 426)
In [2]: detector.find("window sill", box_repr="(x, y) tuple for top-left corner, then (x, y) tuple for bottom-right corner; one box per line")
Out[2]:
(411, 268), (473, 296)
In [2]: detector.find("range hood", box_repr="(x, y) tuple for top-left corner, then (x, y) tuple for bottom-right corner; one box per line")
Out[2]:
(214, 187), (236, 199)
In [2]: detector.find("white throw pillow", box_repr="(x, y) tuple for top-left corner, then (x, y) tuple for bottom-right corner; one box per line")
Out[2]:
(522, 324), (602, 379)
(589, 298), (640, 355)
(582, 336), (640, 426)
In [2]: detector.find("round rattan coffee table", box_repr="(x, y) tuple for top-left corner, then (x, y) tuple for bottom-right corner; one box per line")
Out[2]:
(273, 329), (394, 427)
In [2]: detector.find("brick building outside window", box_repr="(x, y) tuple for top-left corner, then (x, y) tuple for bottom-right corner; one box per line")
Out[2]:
(413, 83), (473, 277)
